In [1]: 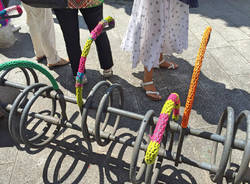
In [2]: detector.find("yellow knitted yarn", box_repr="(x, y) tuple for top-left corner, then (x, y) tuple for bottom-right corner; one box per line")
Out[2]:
(145, 141), (160, 164)
(81, 39), (93, 57)
(145, 93), (180, 165)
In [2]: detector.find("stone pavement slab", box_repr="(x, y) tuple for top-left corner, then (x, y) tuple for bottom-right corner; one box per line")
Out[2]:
(0, 0), (250, 183)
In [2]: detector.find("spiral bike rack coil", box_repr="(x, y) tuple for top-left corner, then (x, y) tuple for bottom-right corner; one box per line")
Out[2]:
(0, 25), (249, 184)
(0, 62), (249, 184)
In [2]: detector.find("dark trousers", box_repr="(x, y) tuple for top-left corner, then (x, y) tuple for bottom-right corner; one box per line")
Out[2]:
(2, 0), (9, 7)
(53, 4), (113, 76)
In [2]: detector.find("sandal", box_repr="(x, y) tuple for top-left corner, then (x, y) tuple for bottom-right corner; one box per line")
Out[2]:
(159, 59), (178, 70)
(140, 81), (162, 101)
(103, 68), (113, 78)
(47, 58), (70, 69)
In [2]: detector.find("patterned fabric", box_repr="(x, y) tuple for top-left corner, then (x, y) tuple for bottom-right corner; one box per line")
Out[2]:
(68, 0), (103, 9)
(121, 0), (189, 71)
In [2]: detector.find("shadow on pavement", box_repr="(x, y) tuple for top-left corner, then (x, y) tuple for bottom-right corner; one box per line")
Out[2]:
(41, 133), (197, 184)
(0, 32), (35, 59)
(52, 55), (250, 133)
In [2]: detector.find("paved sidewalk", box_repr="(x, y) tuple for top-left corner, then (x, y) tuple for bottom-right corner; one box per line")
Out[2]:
(0, 0), (250, 183)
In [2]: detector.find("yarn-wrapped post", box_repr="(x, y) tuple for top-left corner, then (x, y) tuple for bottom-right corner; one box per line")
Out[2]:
(0, 5), (23, 21)
(174, 26), (212, 166)
(75, 16), (115, 112)
(144, 93), (180, 165)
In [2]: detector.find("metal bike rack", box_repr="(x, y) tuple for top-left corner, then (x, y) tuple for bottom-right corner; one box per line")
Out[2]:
(0, 65), (249, 184)
(0, 23), (249, 184)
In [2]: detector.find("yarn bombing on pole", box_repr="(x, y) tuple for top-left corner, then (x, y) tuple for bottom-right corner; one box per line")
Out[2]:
(144, 93), (180, 165)
(0, 0), (8, 27)
(0, 5), (22, 28)
(0, 5), (22, 23)
(75, 16), (115, 111)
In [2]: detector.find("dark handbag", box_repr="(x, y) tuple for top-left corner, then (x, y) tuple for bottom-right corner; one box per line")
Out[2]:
(21, 0), (68, 8)
(179, 0), (199, 8)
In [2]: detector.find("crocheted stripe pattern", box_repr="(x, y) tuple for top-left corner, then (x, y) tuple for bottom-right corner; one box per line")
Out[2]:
(145, 93), (180, 165)
(181, 26), (212, 129)
(75, 16), (114, 110)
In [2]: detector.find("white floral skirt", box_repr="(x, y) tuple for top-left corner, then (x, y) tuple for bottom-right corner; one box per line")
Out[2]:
(121, 0), (189, 71)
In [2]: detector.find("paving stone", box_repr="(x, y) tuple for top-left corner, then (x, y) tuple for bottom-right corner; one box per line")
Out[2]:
(0, 163), (14, 184)
(230, 39), (250, 63)
(208, 46), (250, 75)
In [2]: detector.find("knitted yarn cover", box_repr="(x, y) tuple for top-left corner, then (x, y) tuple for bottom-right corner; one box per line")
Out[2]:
(68, 0), (103, 8)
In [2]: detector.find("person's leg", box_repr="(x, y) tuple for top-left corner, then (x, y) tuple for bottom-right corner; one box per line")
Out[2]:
(38, 8), (60, 65)
(142, 67), (162, 101)
(23, 3), (68, 66)
(22, 3), (45, 60)
(53, 8), (81, 76)
(80, 4), (113, 71)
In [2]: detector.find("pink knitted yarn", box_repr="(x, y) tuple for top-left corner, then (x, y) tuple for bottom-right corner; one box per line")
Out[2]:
(78, 57), (86, 73)
(150, 113), (169, 143)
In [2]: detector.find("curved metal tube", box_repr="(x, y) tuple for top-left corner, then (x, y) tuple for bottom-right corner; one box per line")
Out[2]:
(210, 107), (235, 182)
(95, 84), (123, 146)
(233, 110), (250, 184)
(130, 110), (154, 184)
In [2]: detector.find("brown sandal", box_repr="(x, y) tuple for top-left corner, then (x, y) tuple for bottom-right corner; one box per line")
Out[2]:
(47, 58), (70, 69)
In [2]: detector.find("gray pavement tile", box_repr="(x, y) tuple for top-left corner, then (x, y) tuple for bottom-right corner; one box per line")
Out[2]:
(208, 46), (250, 75)
(0, 163), (14, 184)
(10, 145), (63, 184)
(199, 52), (236, 89)
(231, 74), (250, 94)
(0, 146), (18, 164)
(205, 18), (249, 42)
(189, 15), (230, 49)
(230, 39), (250, 63)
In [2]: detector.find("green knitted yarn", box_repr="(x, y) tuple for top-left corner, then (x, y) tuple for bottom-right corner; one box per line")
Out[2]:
(0, 60), (59, 90)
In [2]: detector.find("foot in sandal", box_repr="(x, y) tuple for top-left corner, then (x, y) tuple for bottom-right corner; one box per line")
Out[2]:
(47, 58), (70, 69)
(140, 81), (162, 101)
(159, 59), (178, 69)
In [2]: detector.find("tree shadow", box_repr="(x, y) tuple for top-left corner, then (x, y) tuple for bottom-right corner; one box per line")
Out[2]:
(132, 56), (250, 131)
(189, 0), (250, 28)
(49, 52), (250, 133)
(0, 32), (35, 59)
(104, 0), (133, 15)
